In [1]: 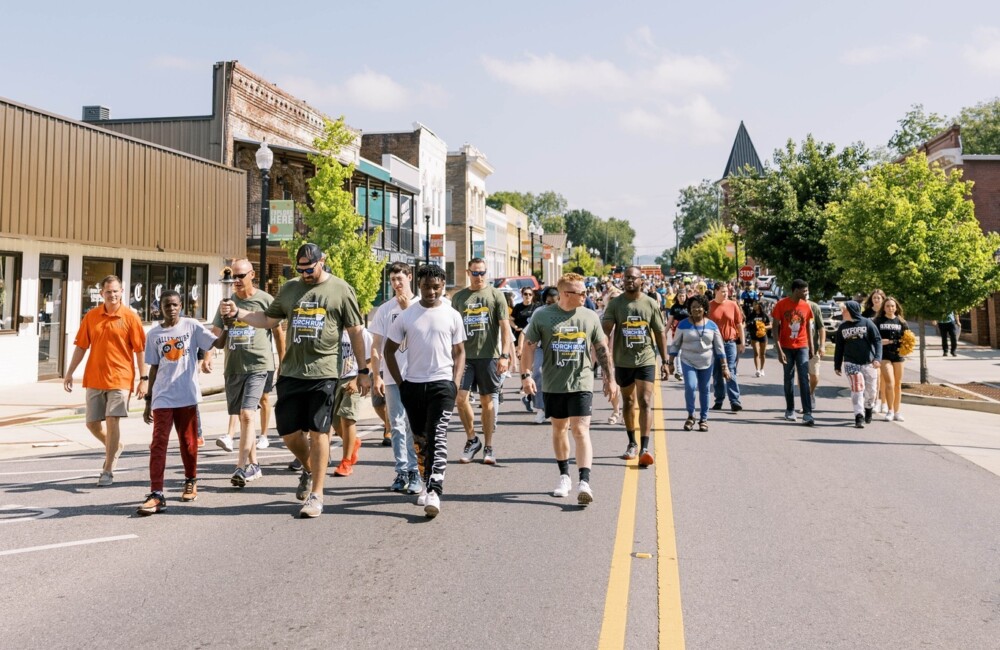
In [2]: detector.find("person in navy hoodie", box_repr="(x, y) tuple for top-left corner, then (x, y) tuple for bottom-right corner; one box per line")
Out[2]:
(833, 301), (883, 429)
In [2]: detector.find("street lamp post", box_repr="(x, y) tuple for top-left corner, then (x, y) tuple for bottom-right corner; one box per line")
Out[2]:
(256, 141), (274, 289)
(517, 226), (523, 275)
(529, 224), (539, 280)
(731, 223), (741, 269)
(424, 213), (431, 267)
(469, 225), (474, 262)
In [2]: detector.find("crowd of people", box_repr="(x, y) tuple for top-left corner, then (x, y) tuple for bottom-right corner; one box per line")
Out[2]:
(65, 250), (929, 520)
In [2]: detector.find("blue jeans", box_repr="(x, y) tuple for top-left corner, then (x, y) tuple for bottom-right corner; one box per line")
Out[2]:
(386, 383), (417, 473)
(781, 346), (812, 414)
(713, 340), (742, 406)
(681, 362), (713, 421)
(532, 348), (545, 411)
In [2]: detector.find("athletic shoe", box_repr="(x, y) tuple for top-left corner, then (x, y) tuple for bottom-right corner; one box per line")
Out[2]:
(683, 416), (695, 431)
(521, 394), (534, 413)
(231, 466), (246, 488)
(711, 402), (724, 411)
(802, 414), (815, 427)
(245, 463), (262, 482)
(405, 472), (424, 495)
(639, 450), (655, 468)
(534, 411), (547, 424)
(608, 410), (621, 425)
(349, 438), (361, 465)
(390, 471), (408, 492)
(894, 412), (905, 422)
(673, 370), (682, 380)
(784, 411), (797, 422)
(460, 436), (483, 463)
(884, 411), (895, 422)
(759, 369), (766, 377)
(296, 471), (312, 501)
(424, 491), (440, 518)
(381, 432), (392, 447)
(216, 435), (234, 452)
(698, 420), (709, 432)
(416, 487), (428, 507)
(553, 474), (572, 497)
(731, 403), (743, 413)
(855, 414), (865, 429)
(577, 481), (594, 506)
(197, 437), (205, 448)
(299, 494), (323, 518)
(754, 369), (761, 378)
(865, 408), (873, 424)
(96, 471), (113, 487)
(483, 446), (496, 465)
(136, 491), (166, 516)
(256, 436), (270, 450)
(288, 458), (303, 472)
(180, 478), (198, 502)
(333, 461), (353, 477)
(621, 443), (638, 460)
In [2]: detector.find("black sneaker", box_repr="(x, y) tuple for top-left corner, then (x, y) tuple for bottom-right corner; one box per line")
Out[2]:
(855, 414), (865, 429)
(731, 403), (743, 412)
(460, 436), (483, 464)
(288, 458), (303, 472)
(381, 432), (392, 447)
(711, 402), (724, 411)
(390, 471), (408, 492)
(864, 407), (873, 424)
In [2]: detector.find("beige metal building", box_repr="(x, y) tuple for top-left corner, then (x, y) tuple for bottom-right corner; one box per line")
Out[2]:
(0, 97), (245, 384)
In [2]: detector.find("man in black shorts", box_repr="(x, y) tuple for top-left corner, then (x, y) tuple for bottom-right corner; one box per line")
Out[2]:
(220, 243), (371, 518)
(522, 273), (618, 506)
(602, 266), (669, 468)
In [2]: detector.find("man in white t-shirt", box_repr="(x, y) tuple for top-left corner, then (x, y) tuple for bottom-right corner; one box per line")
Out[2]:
(384, 264), (466, 519)
(370, 262), (421, 495)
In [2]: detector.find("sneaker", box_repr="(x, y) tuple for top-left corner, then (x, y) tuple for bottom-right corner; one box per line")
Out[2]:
(299, 494), (323, 518)
(416, 487), (428, 507)
(181, 478), (198, 502)
(534, 411), (547, 424)
(405, 472), (425, 495)
(288, 458), (303, 472)
(295, 471), (312, 501)
(349, 438), (361, 465)
(231, 466), (246, 488)
(521, 394), (534, 413)
(483, 446), (496, 465)
(673, 370), (682, 380)
(333, 461), (353, 477)
(577, 480), (594, 506)
(698, 420), (709, 432)
(424, 491), (441, 518)
(460, 436), (483, 463)
(197, 437), (205, 448)
(683, 416), (696, 431)
(731, 403), (743, 413)
(884, 411), (895, 422)
(639, 450), (655, 468)
(754, 369), (761, 378)
(96, 471), (113, 487)
(245, 463), (262, 482)
(855, 414), (865, 429)
(390, 471), (408, 492)
(759, 369), (765, 377)
(802, 414), (815, 427)
(256, 436), (270, 450)
(553, 474), (572, 497)
(136, 491), (166, 516)
(865, 407), (874, 424)
(621, 443), (639, 460)
(784, 411), (797, 422)
(894, 412), (905, 422)
(608, 410), (621, 425)
(381, 432), (392, 447)
(216, 435), (234, 452)
(712, 402), (724, 411)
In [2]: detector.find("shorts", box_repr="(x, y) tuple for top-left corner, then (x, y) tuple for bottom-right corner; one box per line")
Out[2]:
(85, 388), (130, 422)
(263, 370), (275, 394)
(614, 365), (656, 388)
(371, 373), (387, 407)
(333, 377), (362, 422)
(543, 391), (593, 419)
(808, 354), (820, 378)
(225, 371), (268, 415)
(274, 376), (337, 435)
(460, 358), (502, 395)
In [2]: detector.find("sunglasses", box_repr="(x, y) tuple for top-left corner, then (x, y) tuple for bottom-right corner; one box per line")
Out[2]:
(233, 272), (251, 280)
(562, 290), (586, 296)
(470, 271), (487, 277)
(296, 263), (319, 274)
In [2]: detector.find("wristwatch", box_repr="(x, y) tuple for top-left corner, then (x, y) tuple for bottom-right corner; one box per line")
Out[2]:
(357, 368), (370, 376)
(521, 372), (531, 380)
(499, 353), (511, 360)
(139, 375), (149, 381)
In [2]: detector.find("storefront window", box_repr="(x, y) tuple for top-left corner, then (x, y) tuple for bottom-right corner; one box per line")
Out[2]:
(129, 262), (207, 322)
(81, 258), (122, 319)
(0, 251), (21, 332)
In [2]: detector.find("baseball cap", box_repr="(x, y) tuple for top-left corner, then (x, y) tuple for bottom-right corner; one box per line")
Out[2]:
(296, 243), (325, 264)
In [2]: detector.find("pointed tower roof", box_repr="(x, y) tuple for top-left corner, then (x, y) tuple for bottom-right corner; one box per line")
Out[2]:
(721, 121), (764, 179)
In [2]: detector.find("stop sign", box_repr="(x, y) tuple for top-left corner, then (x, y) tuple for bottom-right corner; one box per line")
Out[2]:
(739, 265), (755, 282)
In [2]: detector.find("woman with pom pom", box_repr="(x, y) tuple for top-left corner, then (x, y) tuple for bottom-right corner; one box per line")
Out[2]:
(874, 296), (912, 422)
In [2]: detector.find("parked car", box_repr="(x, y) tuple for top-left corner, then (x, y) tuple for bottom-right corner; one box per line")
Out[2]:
(493, 276), (541, 306)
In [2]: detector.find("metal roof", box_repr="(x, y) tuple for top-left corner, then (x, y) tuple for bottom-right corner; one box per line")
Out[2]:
(721, 121), (764, 179)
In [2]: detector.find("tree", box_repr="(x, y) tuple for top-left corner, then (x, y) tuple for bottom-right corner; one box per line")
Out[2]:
(288, 117), (383, 313)
(562, 246), (601, 276)
(824, 153), (1000, 382)
(888, 103), (946, 156)
(676, 224), (737, 281)
(675, 180), (722, 251)
(955, 97), (1000, 155)
(727, 135), (871, 299)
(486, 190), (568, 225)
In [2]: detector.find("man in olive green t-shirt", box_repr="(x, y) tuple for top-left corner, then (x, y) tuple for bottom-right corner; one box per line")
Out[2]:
(451, 258), (513, 465)
(523, 273), (618, 506)
(602, 266), (669, 468)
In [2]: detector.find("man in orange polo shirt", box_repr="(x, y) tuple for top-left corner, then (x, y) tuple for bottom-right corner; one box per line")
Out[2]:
(708, 283), (745, 412)
(64, 275), (148, 486)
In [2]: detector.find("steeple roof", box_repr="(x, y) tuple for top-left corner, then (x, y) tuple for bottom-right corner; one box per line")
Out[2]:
(721, 121), (764, 179)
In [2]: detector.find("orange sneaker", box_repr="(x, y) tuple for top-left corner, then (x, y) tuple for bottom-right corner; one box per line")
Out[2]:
(180, 478), (198, 501)
(349, 438), (361, 465)
(197, 437), (205, 448)
(638, 450), (655, 468)
(334, 461), (353, 477)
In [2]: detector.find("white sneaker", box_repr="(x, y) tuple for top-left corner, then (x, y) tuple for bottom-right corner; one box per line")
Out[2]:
(607, 411), (621, 425)
(754, 370), (761, 378)
(893, 412), (905, 422)
(424, 491), (440, 518)
(416, 487), (428, 507)
(534, 411), (546, 424)
(759, 369), (765, 377)
(884, 411), (894, 421)
(215, 435), (234, 452)
(553, 474), (572, 498)
(256, 436), (270, 450)
(577, 480), (594, 505)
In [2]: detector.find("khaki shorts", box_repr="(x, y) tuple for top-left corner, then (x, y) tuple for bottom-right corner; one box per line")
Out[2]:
(808, 354), (821, 378)
(333, 377), (362, 422)
(85, 388), (130, 422)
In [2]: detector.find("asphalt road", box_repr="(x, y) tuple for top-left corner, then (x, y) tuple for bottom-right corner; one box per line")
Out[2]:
(2, 361), (1000, 649)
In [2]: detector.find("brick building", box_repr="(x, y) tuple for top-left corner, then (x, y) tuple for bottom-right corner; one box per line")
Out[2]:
(445, 144), (494, 286)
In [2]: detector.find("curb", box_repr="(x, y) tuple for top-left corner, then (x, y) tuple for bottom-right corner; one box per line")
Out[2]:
(901, 393), (1000, 415)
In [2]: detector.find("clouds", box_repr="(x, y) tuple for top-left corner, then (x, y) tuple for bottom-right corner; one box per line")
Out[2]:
(279, 68), (446, 113)
(481, 28), (732, 143)
(963, 27), (1000, 74)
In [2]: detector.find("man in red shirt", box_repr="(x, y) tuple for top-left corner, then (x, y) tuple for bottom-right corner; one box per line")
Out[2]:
(769, 279), (816, 425)
(64, 275), (148, 485)
(708, 283), (745, 411)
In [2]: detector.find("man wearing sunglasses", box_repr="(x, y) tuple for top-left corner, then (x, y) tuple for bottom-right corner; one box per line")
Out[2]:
(220, 243), (370, 518)
(451, 258), (514, 465)
(208, 258), (285, 487)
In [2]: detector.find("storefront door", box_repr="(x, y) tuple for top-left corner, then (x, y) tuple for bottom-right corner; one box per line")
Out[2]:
(38, 255), (68, 380)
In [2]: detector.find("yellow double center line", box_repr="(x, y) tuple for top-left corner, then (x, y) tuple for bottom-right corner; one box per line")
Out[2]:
(598, 380), (685, 649)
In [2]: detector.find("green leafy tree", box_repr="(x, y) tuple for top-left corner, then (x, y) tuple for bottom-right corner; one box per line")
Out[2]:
(888, 103), (946, 156)
(955, 97), (1000, 155)
(675, 180), (722, 251)
(562, 246), (601, 276)
(486, 190), (568, 225)
(679, 224), (737, 281)
(727, 135), (871, 299)
(539, 214), (566, 234)
(824, 153), (1000, 382)
(288, 117), (383, 313)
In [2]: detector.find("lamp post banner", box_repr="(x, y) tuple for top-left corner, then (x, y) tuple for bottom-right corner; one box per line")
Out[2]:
(269, 200), (295, 241)
(430, 234), (445, 257)
(472, 239), (485, 259)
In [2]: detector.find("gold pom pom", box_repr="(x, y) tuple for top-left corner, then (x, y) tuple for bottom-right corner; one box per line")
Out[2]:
(898, 329), (916, 357)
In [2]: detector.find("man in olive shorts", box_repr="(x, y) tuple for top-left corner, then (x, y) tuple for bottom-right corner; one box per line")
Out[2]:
(331, 326), (372, 477)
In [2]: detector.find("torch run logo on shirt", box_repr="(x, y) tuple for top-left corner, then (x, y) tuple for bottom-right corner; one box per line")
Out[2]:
(622, 315), (649, 348)
(463, 301), (489, 336)
(551, 325), (587, 367)
(291, 301), (326, 343)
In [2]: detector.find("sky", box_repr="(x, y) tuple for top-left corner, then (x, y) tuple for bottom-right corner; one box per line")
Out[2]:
(3, 1), (999, 260)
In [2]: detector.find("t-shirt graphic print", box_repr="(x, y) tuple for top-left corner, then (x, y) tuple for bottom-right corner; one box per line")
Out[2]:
(552, 324), (588, 367)
(291, 301), (326, 343)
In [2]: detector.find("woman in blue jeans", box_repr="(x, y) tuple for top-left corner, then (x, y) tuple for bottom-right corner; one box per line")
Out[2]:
(667, 294), (728, 431)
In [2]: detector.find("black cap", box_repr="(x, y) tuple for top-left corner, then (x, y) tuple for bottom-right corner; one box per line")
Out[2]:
(296, 243), (324, 264)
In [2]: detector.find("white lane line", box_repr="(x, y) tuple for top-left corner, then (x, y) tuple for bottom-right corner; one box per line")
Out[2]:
(0, 534), (138, 557)
(0, 504), (59, 523)
(0, 469), (123, 476)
